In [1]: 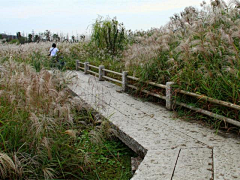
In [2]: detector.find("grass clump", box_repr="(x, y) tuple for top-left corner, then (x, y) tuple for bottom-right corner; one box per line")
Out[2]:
(0, 60), (135, 179)
(121, 0), (240, 125)
(91, 16), (128, 57)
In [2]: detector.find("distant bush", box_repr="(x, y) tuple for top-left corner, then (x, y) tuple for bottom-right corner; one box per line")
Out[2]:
(9, 39), (19, 44)
(91, 16), (128, 57)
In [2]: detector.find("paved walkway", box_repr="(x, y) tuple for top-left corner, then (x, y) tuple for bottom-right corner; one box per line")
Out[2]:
(68, 71), (240, 180)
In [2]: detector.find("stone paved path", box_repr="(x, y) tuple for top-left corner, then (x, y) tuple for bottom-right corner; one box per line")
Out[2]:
(68, 71), (240, 180)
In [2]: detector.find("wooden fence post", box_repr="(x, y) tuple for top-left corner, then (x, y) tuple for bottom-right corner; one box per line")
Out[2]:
(122, 71), (128, 92)
(99, 65), (105, 81)
(76, 60), (79, 71)
(84, 62), (89, 74)
(166, 82), (175, 110)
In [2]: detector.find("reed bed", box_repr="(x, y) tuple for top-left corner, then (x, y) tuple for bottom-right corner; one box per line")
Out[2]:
(121, 0), (240, 125)
(1, 0), (239, 128)
(0, 42), (88, 71)
(0, 60), (134, 179)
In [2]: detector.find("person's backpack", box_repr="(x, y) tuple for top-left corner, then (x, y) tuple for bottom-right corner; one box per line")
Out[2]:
(48, 47), (55, 56)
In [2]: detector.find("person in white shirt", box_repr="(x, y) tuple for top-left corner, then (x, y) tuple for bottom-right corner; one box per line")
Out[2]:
(49, 43), (60, 68)
(49, 43), (59, 57)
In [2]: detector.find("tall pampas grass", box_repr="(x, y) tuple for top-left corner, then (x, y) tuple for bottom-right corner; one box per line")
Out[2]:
(118, 0), (240, 123)
(0, 60), (77, 179)
(0, 59), (128, 179)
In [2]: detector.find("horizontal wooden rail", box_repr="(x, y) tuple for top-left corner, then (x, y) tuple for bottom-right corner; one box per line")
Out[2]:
(127, 85), (166, 100)
(178, 90), (240, 111)
(88, 70), (99, 76)
(147, 81), (166, 89)
(127, 75), (139, 81)
(88, 64), (98, 69)
(103, 69), (122, 76)
(127, 76), (166, 89)
(103, 76), (122, 84)
(176, 102), (240, 127)
(75, 60), (240, 127)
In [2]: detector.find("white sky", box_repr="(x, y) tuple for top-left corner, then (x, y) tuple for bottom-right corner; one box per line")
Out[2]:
(0, 0), (204, 36)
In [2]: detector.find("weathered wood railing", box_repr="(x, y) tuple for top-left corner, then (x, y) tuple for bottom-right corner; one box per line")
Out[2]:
(76, 60), (240, 127)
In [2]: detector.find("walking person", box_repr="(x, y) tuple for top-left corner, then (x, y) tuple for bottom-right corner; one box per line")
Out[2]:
(49, 43), (59, 57)
(49, 43), (59, 68)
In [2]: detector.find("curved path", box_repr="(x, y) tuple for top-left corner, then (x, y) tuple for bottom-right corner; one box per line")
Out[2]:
(68, 71), (240, 180)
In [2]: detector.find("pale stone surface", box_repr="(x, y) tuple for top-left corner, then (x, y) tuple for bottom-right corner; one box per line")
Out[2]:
(132, 149), (180, 180)
(67, 71), (240, 180)
(214, 147), (240, 180)
(172, 148), (213, 180)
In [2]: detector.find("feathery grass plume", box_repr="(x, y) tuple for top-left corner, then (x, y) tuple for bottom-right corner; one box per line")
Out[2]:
(12, 153), (23, 177)
(100, 120), (117, 139)
(41, 137), (52, 160)
(42, 167), (56, 180)
(89, 129), (103, 145)
(0, 153), (17, 179)
(64, 129), (78, 139)
(83, 152), (92, 167)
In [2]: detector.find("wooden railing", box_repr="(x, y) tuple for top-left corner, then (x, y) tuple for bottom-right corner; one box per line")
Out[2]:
(76, 60), (240, 127)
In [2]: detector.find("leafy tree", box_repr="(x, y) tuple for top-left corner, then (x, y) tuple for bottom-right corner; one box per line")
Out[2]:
(16, 32), (26, 44)
(53, 34), (60, 42)
(44, 30), (51, 41)
(71, 35), (75, 43)
(28, 34), (33, 43)
(91, 16), (128, 56)
(80, 34), (85, 41)
(33, 35), (40, 42)
(16, 32), (21, 39)
(0, 34), (2, 39)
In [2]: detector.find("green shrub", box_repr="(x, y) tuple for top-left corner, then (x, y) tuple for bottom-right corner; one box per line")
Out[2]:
(91, 16), (128, 57)
(9, 39), (19, 44)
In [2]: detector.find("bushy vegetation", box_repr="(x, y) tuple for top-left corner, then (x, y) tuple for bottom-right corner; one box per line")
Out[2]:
(91, 16), (128, 56)
(0, 61), (134, 179)
(0, 0), (239, 125)
(122, 0), (240, 122)
(9, 39), (19, 44)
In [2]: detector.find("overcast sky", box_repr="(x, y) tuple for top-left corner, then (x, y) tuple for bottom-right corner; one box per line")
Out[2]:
(1, 0), (205, 36)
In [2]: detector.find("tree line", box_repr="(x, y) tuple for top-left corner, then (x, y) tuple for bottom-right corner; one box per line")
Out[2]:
(0, 30), (86, 44)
